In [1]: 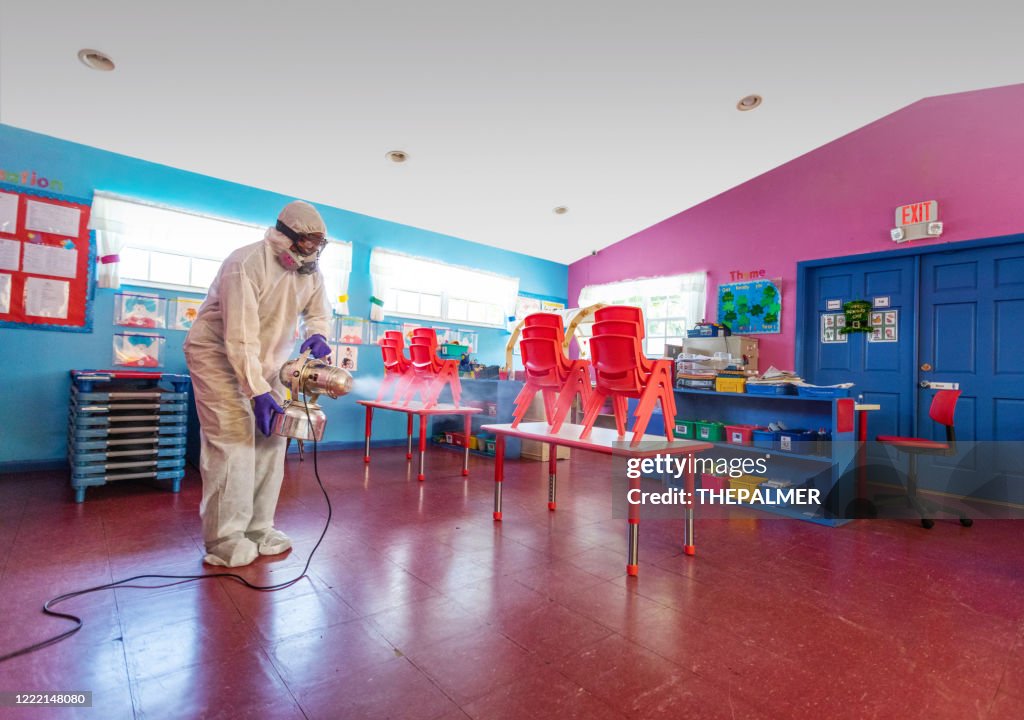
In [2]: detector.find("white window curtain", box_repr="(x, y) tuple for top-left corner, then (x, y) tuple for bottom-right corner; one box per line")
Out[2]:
(370, 248), (520, 327)
(319, 242), (353, 315)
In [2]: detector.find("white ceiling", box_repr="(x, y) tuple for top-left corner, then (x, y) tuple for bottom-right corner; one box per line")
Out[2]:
(2, 1), (1021, 264)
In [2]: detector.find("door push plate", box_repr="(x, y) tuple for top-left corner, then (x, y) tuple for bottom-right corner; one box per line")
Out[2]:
(920, 381), (959, 390)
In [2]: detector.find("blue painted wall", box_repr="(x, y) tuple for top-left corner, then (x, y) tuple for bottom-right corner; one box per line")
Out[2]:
(0, 124), (568, 467)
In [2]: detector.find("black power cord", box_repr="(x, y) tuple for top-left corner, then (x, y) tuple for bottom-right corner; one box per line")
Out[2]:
(0, 400), (332, 664)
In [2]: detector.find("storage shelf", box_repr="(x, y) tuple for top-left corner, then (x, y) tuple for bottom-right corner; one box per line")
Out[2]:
(675, 387), (838, 402)
(704, 441), (834, 464)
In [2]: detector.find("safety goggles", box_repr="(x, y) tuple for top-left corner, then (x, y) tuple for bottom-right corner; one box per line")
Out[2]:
(294, 233), (328, 255)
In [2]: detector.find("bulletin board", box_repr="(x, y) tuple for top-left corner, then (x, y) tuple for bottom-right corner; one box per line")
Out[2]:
(717, 278), (782, 334)
(0, 183), (95, 332)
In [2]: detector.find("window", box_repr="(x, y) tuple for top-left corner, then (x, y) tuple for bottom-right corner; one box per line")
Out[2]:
(89, 193), (352, 306)
(370, 248), (519, 328)
(577, 272), (707, 356)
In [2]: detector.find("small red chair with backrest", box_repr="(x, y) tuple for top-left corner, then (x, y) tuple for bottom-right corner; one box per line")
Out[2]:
(578, 332), (676, 445)
(403, 335), (461, 408)
(592, 319), (655, 373)
(875, 390), (970, 529)
(594, 306), (646, 338)
(511, 313), (592, 430)
(378, 338), (414, 401)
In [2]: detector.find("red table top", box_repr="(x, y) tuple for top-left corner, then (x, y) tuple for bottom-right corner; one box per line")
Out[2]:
(357, 400), (484, 416)
(480, 422), (714, 457)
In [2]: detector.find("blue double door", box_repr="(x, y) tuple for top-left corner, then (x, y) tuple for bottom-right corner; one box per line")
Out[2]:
(801, 240), (1024, 503)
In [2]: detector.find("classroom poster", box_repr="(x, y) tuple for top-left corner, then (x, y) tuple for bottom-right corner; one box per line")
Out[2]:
(717, 278), (782, 334)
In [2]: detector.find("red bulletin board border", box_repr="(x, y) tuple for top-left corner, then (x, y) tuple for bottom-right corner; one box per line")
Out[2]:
(0, 183), (95, 332)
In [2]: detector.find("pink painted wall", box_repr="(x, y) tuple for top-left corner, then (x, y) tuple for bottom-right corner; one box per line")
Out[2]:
(568, 83), (1024, 370)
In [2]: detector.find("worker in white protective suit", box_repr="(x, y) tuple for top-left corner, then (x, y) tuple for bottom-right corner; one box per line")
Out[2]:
(184, 200), (333, 567)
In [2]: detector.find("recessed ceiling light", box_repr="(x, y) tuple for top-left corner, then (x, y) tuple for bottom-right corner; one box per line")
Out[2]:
(78, 49), (115, 72)
(736, 94), (762, 111)
(553, 206), (569, 215)
(386, 150), (408, 163)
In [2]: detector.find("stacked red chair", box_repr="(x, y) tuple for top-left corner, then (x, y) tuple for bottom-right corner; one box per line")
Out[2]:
(377, 331), (413, 401)
(511, 313), (592, 430)
(578, 306), (677, 446)
(401, 329), (462, 409)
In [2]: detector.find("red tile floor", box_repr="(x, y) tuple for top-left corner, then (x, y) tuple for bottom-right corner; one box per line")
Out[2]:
(1, 445), (1023, 719)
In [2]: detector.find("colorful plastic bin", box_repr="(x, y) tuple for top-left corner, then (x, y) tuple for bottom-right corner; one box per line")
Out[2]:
(724, 424), (763, 446)
(752, 429), (777, 450)
(674, 420), (696, 440)
(777, 429), (816, 453)
(695, 421), (725, 442)
(700, 474), (730, 492)
(730, 474), (765, 501)
(715, 376), (747, 393)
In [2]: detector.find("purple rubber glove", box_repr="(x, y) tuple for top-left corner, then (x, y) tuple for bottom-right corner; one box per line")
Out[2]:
(300, 333), (331, 359)
(253, 392), (284, 437)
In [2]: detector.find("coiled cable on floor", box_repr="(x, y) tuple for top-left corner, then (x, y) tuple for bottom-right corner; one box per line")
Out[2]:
(0, 404), (331, 664)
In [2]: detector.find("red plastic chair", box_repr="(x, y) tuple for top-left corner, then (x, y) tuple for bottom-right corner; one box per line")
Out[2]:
(592, 319), (654, 373)
(378, 338), (413, 401)
(511, 316), (592, 430)
(402, 340), (461, 409)
(524, 312), (565, 336)
(594, 306), (646, 339)
(578, 333), (676, 445)
(875, 390), (970, 529)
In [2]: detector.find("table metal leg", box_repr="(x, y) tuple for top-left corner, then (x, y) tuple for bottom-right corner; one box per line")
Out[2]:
(683, 453), (696, 556)
(627, 475), (640, 575)
(547, 443), (557, 510)
(418, 413), (427, 481)
(463, 413), (471, 476)
(493, 435), (505, 520)
(363, 406), (373, 463)
(407, 414), (414, 459)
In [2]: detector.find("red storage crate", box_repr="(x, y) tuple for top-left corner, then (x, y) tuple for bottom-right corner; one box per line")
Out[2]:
(701, 474), (730, 492)
(724, 424), (763, 446)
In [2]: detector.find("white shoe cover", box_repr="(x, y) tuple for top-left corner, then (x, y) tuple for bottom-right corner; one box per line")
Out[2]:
(245, 528), (292, 556)
(203, 536), (259, 567)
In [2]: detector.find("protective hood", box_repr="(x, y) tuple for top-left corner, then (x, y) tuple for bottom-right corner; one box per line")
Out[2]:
(277, 200), (326, 237)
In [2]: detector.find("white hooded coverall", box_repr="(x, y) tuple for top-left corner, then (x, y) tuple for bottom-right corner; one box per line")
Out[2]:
(184, 201), (331, 567)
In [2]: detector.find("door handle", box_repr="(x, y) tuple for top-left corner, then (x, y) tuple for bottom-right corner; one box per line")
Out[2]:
(920, 381), (960, 390)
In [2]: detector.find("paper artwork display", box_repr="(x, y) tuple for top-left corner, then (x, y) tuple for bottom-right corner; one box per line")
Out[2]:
(172, 298), (202, 330)
(113, 333), (163, 367)
(24, 277), (70, 318)
(0, 192), (18, 234)
(337, 344), (358, 371)
(0, 238), (20, 271)
(820, 313), (848, 344)
(116, 293), (166, 328)
(868, 309), (899, 343)
(718, 279), (782, 334)
(25, 199), (82, 237)
(22, 243), (78, 278)
(0, 273), (10, 314)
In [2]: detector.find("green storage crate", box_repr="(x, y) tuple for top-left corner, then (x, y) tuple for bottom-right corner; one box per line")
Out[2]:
(674, 420), (696, 439)
(695, 420), (725, 442)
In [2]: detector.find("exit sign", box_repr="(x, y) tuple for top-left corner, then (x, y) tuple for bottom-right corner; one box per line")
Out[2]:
(895, 201), (938, 226)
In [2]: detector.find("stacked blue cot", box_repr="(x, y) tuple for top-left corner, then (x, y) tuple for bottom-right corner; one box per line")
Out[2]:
(68, 370), (191, 502)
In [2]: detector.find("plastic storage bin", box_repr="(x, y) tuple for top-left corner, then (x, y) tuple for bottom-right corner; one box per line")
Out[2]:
(751, 429), (777, 450)
(700, 474), (729, 492)
(724, 424), (762, 446)
(730, 474), (765, 500)
(682, 378), (716, 390)
(674, 420), (696, 440)
(715, 376), (747, 393)
(796, 385), (851, 398)
(746, 383), (795, 396)
(695, 421), (725, 442)
(777, 429), (816, 453)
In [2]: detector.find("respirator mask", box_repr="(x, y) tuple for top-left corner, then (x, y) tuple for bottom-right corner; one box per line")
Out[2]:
(275, 220), (327, 275)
